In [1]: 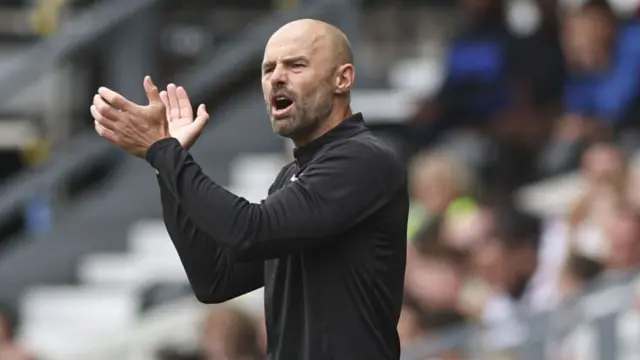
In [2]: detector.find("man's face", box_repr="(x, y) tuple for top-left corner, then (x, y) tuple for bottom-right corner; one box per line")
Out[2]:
(261, 28), (335, 140)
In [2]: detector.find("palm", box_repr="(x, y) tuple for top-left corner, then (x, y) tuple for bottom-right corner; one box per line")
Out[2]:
(159, 84), (208, 149)
(168, 116), (195, 136)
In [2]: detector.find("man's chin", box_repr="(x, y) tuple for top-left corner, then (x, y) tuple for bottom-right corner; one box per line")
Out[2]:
(273, 127), (296, 139)
(271, 117), (293, 132)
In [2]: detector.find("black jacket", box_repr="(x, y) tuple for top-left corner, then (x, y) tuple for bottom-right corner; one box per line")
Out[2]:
(147, 113), (408, 360)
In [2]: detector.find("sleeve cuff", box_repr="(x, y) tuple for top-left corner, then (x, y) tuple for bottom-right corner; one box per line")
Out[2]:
(145, 137), (182, 170)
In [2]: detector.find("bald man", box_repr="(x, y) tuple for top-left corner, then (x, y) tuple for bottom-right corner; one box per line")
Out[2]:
(90, 19), (408, 360)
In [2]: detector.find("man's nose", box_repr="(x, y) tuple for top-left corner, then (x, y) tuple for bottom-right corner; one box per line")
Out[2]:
(270, 64), (287, 86)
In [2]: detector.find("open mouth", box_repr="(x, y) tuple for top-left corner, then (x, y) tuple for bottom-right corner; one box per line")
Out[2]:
(271, 94), (294, 115)
(274, 97), (293, 110)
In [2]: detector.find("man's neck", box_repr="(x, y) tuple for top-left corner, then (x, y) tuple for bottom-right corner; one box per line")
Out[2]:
(293, 105), (352, 147)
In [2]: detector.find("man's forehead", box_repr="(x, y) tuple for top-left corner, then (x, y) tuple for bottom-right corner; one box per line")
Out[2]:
(263, 31), (324, 62)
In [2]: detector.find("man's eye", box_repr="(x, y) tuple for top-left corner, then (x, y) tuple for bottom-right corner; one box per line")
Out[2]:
(293, 63), (305, 68)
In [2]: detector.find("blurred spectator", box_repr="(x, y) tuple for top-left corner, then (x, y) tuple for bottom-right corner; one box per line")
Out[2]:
(556, 253), (604, 302)
(568, 143), (627, 259)
(200, 305), (262, 360)
(602, 204), (640, 271)
(397, 304), (423, 347)
(0, 304), (32, 360)
(403, 239), (468, 358)
(0, 304), (16, 346)
(399, 295), (466, 358)
(441, 201), (494, 251)
(553, 205), (639, 360)
(461, 206), (542, 321)
(158, 305), (263, 360)
(405, 243), (468, 313)
(252, 312), (267, 357)
(539, 0), (640, 176)
(409, 0), (512, 147)
(514, 0), (566, 109)
(473, 205), (541, 301)
(526, 143), (629, 313)
(627, 164), (640, 211)
(407, 150), (476, 241)
(0, 346), (33, 360)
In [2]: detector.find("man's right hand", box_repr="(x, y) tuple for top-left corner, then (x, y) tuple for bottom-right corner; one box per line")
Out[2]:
(159, 83), (209, 150)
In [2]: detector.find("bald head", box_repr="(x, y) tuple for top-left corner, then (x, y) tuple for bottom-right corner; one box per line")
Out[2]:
(261, 19), (356, 145)
(268, 19), (353, 68)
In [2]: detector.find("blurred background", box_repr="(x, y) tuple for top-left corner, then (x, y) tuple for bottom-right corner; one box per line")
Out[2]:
(0, 0), (639, 359)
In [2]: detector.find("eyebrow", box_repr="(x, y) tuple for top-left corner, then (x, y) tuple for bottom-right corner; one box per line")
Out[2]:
(262, 56), (309, 71)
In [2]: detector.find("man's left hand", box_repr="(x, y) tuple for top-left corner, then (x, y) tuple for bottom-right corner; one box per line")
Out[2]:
(91, 76), (170, 158)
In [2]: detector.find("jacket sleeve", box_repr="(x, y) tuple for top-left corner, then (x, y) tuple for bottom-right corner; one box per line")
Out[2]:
(158, 176), (264, 303)
(147, 137), (404, 260)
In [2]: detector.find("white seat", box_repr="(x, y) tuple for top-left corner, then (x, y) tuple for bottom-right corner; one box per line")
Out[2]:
(229, 153), (287, 190)
(128, 219), (175, 255)
(230, 288), (265, 316)
(78, 253), (187, 289)
(388, 57), (445, 99)
(515, 172), (584, 217)
(20, 285), (138, 328)
(20, 327), (127, 360)
(227, 184), (270, 204)
(350, 89), (418, 124)
(19, 285), (139, 357)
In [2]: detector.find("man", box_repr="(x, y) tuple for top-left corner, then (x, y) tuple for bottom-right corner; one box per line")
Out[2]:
(90, 19), (408, 360)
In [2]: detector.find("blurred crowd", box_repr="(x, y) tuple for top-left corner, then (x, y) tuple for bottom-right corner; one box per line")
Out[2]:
(2, 0), (640, 359)
(401, 0), (640, 358)
(409, 0), (640, 201)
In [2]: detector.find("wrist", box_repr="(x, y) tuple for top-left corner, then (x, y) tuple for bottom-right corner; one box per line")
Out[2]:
(145, 137), (181, 167)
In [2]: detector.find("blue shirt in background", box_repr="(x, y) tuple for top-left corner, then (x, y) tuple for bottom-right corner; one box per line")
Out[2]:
(564, 22), (640, 124)
(439, 37), (512, 121)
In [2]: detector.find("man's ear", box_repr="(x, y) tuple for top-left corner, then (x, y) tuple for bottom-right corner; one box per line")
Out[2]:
(334, 64), (355, 95)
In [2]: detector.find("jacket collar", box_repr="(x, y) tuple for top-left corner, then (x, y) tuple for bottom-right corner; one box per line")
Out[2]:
(293, 113), (367, 166)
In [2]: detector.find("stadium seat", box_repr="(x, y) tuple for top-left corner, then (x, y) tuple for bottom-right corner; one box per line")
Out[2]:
(77, 252), (187, 289)
(127, 219), (177, 256)
(350, 89), (418, 124)
(229, 153), (288, 190)
(388, 57), (445, 99)
(19, 285), (138, 359)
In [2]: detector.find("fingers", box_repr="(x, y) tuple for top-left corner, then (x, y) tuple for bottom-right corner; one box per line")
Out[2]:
(93, 95), (120, 122)
(97, 87), (137, 112)
(143, 76), (162, 105)
(159, 90), (172, 122)
(176, 86), (193, 120)
(167, 83), (180, 120)
(92, 95), (121, 132)
(93, 118), (118, 144)
(90, 104), (119, 144)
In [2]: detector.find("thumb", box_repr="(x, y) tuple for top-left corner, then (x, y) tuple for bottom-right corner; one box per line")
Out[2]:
(194, 104), (209, 127)
(143, 76), (162, 105)
(180, 104), (209, 149)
